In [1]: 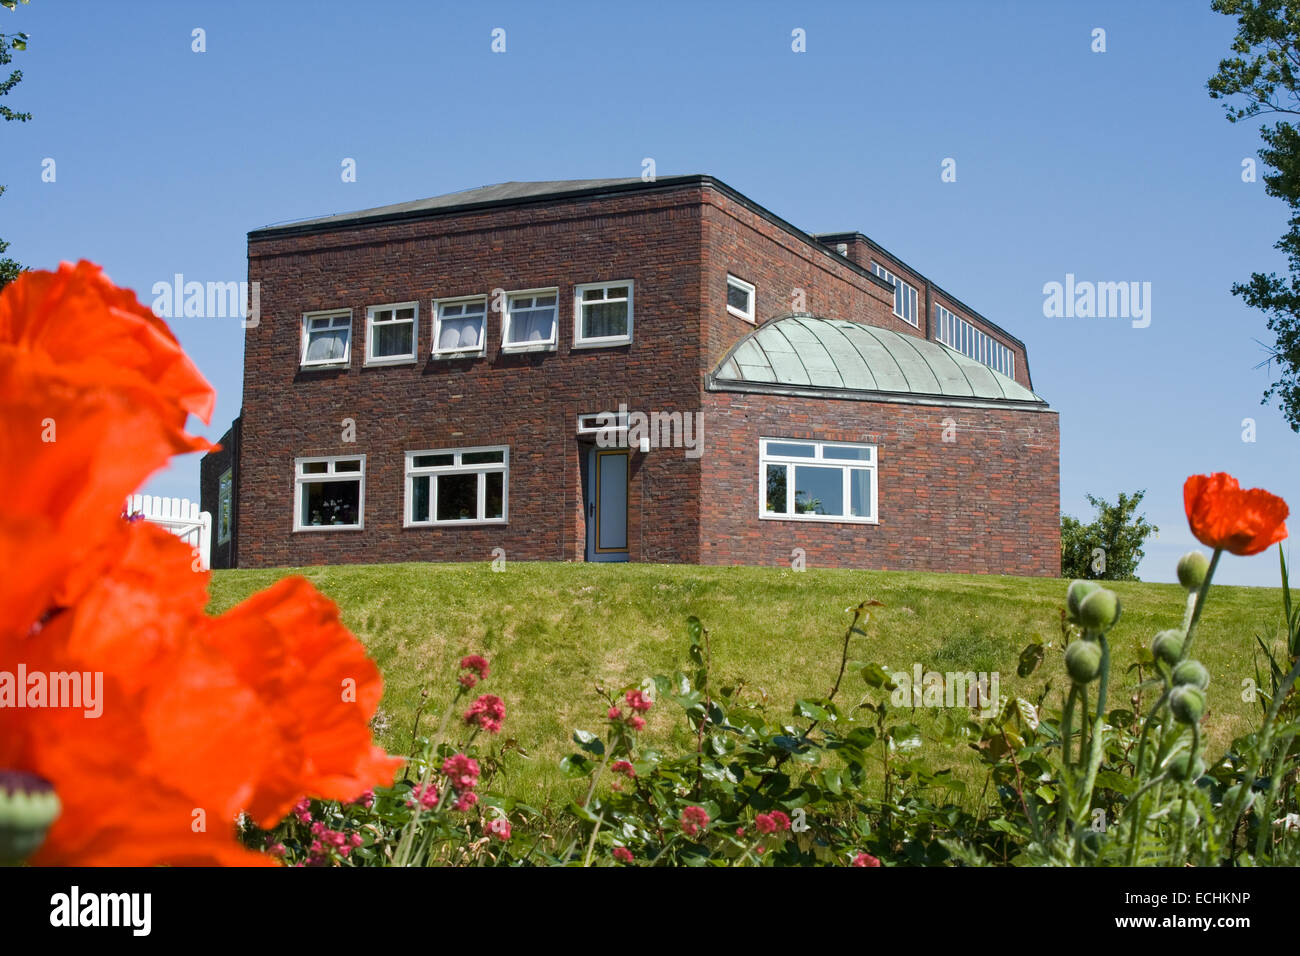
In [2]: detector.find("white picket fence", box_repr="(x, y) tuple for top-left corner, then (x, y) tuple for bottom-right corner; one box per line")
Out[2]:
(124, 495), (212, 570)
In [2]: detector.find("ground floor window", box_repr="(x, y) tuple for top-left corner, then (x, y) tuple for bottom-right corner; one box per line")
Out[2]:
(294, 455), (365, 530)
(760, 438), (876, 523)
(405, 446), (508, 525)
(217, 468), (233, 543)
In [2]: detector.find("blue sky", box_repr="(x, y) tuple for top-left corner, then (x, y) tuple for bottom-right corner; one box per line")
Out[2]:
(2, 0), (1295, 586)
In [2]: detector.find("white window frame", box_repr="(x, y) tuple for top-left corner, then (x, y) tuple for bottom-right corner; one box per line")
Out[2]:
(501, 288), (559, 353)
(293, 455), (366, 532)
(573, 280), (634, 348)
(870, 263), (919, 327)
(365, 301), (419, 365)
(217, 468), (233, 544)
(934, 304), (1015, 378)
(726, 274), (756, 323)
(404, 445), (509, 526)
(300, 309), (352, 368)
(758, 438), (878, 525)
(432, 295), (489, 358)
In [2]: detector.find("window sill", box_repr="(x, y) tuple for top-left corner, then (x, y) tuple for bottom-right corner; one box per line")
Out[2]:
(572, 338), (632, 350)
(727, 307), (755, 323)
(404, 519), (509, 528)
(300, 361), (350, 371)
(759, 513), (878, 526)
(293, 524), (365, 532)
(500, 342), (556, 354)
(431, 349), (486, 361)
(364, 356), (417, 367)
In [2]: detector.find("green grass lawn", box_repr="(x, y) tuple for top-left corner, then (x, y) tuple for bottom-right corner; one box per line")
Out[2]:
(207, 561), (1289, 810)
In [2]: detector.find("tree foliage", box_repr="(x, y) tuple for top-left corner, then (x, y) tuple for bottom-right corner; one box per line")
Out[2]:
(1060, 490), (1158, 581)
(1208, 0), (1300, 432)
(0, 0), (30, 289)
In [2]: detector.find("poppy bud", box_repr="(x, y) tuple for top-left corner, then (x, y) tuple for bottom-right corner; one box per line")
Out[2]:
(1066, 580), (1102, 623)
(1151, 630), (1183, 667)
(1172, 660), (1210, 690)
(1176, 551), (1210, 591)
(1165, 752), (1205, 783)
(1065, 639), (1104, 684)
(0, 770), (61, 864)
(1170, 685), (1206, 725)
(1078, 588), (1121, 633)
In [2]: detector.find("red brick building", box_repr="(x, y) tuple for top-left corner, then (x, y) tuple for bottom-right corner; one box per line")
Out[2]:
(202, 176), (1059, 575)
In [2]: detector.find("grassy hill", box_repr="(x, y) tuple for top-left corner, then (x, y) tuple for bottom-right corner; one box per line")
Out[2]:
(207, 561), (1289, 809)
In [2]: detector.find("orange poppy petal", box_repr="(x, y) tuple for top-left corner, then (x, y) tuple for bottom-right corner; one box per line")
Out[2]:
(203, 576), (402, 826)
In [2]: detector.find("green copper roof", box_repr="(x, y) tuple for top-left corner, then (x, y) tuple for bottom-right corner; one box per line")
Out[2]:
(710, 315), (1047, 408)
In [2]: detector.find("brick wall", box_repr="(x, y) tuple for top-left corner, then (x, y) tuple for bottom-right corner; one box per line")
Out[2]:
(237, 186), (708, 568)
(698, 391), (1060, 576)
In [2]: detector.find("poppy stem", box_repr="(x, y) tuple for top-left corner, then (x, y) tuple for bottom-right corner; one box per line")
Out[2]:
(1178, 549), (1222, 663)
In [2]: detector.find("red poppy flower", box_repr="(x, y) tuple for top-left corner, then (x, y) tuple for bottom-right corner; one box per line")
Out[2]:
(0, 261), (215, 641)
(1184, 472), (1289, 556)
(1, 263), (399, 865)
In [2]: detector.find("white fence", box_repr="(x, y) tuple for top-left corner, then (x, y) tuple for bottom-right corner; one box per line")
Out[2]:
(124, 495), (212, 570)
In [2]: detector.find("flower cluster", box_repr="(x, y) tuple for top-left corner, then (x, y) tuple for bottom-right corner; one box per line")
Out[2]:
(305, 821), (364, 866)
(485, 816), (511, 842)
(608, 688), (653, 732)
(463, 694), (506, 734)
(610, 760), (636, 778)
(458, 655), (491, 689)
(442, 753), (481, 812)
(407, 783), (439, 811)
(852, 852), (881, 867)
(754, 811), (790, 835)
(680, 805), (710, 837)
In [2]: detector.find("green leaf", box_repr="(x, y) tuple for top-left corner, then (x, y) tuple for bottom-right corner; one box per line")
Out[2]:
(572, 729), (605, 755)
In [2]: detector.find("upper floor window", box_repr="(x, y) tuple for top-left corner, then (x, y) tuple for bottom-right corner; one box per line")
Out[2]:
(433, 296), (488, 357)
(870, 263), (919, 327)
(294, 455), (364, 531)
(217, 469), (233, 544)
(301, 310), (351, 367)
(405, 446), (508, 525)
(934, 304), (1015, 378)
(727, 274), (756, 322)
(573, 281), (633, 347)
(502, 289), (558, 352)
(366, 303), (417, 364)
(760, 438), (877, 523)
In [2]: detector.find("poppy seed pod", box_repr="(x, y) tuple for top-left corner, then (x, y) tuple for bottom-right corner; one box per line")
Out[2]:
(1172, 660), (1210, 690)
(1065, 639), (1104, 684)
(1170, 685), (1206, 725)
(1165, 752), (1205, 783)
(1151, 630), (1183, 667)
(1176, 551), (1211, 591)
(0, 770), (61, 864)
(1066, 580), (1102, 623)
(1077, 587), (1121, 633)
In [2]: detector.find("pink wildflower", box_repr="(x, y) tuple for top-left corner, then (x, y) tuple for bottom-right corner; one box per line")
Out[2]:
(611, 760), (636, 778)
(463, 694), (506, 734)
(441, 753), (481, 791)
(680, 805), (710, 837)
(613, 846), (634, 863)
(628, 715), (646, 731)
(625, 689), (653, 713)
(852, 852), (881, 867)
(607, 707), (622, 720)
(486, 817), (512, 841)
(292, 797), (312, 824)
(755, 811), (790, 835)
